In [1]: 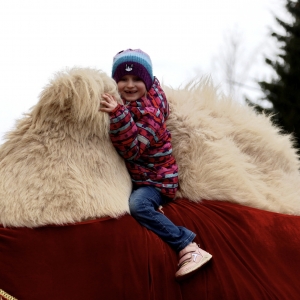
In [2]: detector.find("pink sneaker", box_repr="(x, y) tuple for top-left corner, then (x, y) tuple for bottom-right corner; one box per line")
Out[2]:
(175, 242), (212, 280)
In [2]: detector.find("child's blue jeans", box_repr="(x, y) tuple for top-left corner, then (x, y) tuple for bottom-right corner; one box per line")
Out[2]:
(129, 186), (195, 252)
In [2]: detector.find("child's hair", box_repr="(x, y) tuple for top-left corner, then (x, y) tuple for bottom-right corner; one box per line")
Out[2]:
(112, 49), (154, 91)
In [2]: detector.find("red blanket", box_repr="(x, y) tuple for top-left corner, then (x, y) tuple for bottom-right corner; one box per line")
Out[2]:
(1, 199), (299, 300)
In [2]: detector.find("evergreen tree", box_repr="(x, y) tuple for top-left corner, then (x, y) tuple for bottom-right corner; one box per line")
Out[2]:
(248, 0), (300, 152)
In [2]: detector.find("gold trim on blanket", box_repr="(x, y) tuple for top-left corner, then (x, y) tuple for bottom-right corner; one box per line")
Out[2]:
(0, 289), (17, 300)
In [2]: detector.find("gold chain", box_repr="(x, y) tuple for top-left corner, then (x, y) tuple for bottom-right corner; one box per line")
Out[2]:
(0, 289), (18, 300)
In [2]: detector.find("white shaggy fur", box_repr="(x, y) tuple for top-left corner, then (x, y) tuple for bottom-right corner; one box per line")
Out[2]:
(164, 78), (300, 215)
(1, 69), (300, 227)
(0, 68), (132, 227)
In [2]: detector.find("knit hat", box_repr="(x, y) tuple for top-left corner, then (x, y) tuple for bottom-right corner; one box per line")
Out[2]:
(112, 49), (154, 91)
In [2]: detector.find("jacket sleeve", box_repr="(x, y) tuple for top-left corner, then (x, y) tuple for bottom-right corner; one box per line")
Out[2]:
(109, 104), (163, 161)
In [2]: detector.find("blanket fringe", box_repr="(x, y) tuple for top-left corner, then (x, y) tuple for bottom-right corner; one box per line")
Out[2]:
(0, 289), (17, 300)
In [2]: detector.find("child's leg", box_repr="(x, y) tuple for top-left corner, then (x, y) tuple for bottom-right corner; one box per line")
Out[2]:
(129, 186), (195, 252)
(129, 186), (212, 280)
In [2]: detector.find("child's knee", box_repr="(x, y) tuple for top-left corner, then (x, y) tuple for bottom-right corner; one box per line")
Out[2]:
(129, 196), (142, 217)
(129, 186), (160, 217)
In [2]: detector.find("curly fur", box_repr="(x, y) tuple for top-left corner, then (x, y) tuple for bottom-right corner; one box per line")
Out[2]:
(1, 69), (300, 227)
(164, 78), (300, 215)
(0, 68), (132, 227)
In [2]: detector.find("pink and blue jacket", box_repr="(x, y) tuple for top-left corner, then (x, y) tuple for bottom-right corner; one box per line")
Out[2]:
(109, 77), (178, 199)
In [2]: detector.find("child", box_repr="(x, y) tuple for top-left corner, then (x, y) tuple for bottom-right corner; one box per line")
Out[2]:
(100, 49), (212, 280)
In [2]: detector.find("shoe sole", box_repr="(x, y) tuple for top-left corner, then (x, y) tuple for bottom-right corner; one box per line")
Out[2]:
(175, 254), (212, 281)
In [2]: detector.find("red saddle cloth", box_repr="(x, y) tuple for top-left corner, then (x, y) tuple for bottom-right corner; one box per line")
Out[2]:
(0, 199), (300, 300)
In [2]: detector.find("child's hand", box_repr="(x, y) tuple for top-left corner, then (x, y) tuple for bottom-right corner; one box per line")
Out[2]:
(99, 93), (118, 112)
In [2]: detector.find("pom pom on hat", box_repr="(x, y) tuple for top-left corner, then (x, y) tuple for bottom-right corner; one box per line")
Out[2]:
(112, 49), (154, 91)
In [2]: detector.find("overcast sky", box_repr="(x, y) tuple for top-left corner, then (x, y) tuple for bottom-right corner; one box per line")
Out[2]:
(0, 0), (287, 144)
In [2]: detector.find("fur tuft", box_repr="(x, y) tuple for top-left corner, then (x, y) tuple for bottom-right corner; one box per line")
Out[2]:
(164, 78), (300, 215)
(0, 68), (132, 227)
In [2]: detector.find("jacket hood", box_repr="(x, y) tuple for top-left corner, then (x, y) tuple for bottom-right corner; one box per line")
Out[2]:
(146, 77), (169, 119)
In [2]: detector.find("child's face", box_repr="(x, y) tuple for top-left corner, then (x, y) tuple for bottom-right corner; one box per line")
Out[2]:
(117, 75), (146, 102)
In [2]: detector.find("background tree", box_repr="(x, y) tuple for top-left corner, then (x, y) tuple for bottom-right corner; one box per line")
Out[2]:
(212, 28), (247, 102)
(212, 27), (265, 105)
(247, 0), (300, 153)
